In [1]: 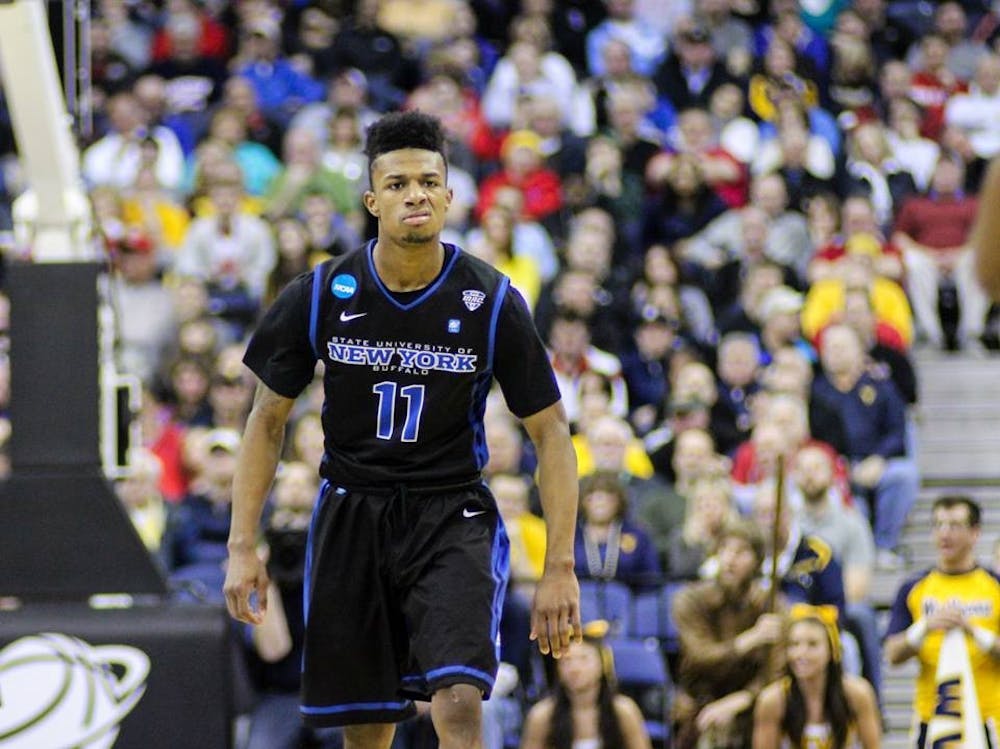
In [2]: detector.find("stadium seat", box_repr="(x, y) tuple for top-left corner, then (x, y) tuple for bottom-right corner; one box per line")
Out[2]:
(608, 636), (672, 748)
(578, 579), (633, 634)
(630, 582), (684, 654)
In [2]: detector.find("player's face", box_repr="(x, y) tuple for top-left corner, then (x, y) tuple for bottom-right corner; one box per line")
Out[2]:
(787, 620), (831, 681)
(365, 149), (452, 247)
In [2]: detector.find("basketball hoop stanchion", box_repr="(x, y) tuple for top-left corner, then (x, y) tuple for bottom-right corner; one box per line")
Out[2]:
(0, 4), (237, 747)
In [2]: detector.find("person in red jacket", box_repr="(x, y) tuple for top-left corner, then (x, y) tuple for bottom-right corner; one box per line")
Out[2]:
(476, 130), (564, 224)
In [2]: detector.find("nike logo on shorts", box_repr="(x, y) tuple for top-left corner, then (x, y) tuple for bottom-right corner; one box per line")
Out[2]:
(462, 508), (486, 518)
(340, 311), (368, 322)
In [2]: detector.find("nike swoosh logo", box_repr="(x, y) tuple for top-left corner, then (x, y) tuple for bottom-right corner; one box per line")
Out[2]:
(340, 311), (368, 322)
(462, 508), (486, 518)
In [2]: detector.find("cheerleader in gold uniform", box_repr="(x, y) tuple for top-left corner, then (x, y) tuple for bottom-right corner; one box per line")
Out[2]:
(753, 605), (881, 749)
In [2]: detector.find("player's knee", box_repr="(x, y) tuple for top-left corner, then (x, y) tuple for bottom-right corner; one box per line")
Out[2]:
(343, 722), (395, 749)
(432, 683), (482, 730)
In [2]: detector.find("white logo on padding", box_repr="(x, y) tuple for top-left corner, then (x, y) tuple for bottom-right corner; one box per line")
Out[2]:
(0, 633), (150, 748)
(462, 290), (486, 311)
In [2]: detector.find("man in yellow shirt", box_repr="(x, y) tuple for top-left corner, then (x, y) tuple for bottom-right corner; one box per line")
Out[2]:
(885, 495), (1000, 747)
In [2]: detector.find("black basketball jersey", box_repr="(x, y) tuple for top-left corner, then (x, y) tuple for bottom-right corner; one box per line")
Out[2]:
(244, 241), (561, 487)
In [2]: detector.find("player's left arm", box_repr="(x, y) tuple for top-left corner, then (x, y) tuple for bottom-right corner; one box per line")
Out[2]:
(521, 401), (581, 659)
(973, 156), (1000, 300)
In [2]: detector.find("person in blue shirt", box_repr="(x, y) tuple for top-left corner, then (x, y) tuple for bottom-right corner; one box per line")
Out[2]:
(812, 324), (919, 570)
(574, 471), (660, 590)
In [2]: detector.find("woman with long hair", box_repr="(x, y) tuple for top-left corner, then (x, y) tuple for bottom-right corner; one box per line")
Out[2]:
(520, 621), (652, 749)
(753, 605), (880, 749)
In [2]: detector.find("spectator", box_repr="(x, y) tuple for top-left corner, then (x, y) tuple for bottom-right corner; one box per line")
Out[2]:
(801, 250), (914, 351)
(148, 8), (228, 139)
(573, 471), (660, 589)
(620, 305), (684, 433)
(893, 156), (988, 350)
(944, 52), (1000, 162)
(171, 427), (240, 569)
(175, 164), (276, 314)
(756, 285), (813, 365)
(908, 33), (967, 141)
(648, 106), (747, 209)
(586, 0), (667, 79)
(481, 21), (584, 136)
(546, 307), (628, 429)
(842, 121), (919, 231)
(907, 2), (986, 83)
(641, 426), (725, 552)
(265, 127), (360, 226)
(197, 107), (281, 198)
(672, 520), (786, 749)
(110, 228), (177, 383)
(234, 18), (323, 127)
(290, 68), (380, 151)
(654, 25), (735, 113)
(885, 96), (940, 193)
(476, 130), (564, 226)
(664, 474), (736, 580)
(520, 621), (652, 749)
(642, 152), (728, 246)
(466, 204), (543, 310)
(791, 444), (884, 703)
(884, 496), (1000, 745)
(812, 325), (919, 570)
(808, 194), (905, 283)
(115, 447), (173, 570)
(82, 92), (185, 194)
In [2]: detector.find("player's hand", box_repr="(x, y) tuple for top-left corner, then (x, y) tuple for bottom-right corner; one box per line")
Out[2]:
(926, 607), (966, 632)
(530, 566), (581, 659)
(224, 546), (270, 625)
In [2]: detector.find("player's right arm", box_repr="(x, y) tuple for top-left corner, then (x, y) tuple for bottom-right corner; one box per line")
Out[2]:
(973, 156), (1000, 300)
(224, 384), (296, 625)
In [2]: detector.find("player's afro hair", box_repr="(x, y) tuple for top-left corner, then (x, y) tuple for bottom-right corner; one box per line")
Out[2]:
(365, 111), (448, 170)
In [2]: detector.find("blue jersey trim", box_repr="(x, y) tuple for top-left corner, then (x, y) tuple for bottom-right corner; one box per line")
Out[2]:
(309, 264), (324, 359)
(302, 480), (330, 630)
(425, 665), (496, 685)
(490, 517), (511, 662)
(301, 699), (412, 715)
(486, 277), (509, 371)
(366, 240), (461, 311)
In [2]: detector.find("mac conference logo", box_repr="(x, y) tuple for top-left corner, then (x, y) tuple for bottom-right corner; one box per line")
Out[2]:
(0, 633), (150, 748)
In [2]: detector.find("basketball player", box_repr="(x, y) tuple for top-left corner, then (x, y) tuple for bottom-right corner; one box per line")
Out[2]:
(224, 111), (582, 749)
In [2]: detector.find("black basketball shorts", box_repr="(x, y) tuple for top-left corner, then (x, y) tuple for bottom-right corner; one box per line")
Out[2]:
(298, 480), (511, 728)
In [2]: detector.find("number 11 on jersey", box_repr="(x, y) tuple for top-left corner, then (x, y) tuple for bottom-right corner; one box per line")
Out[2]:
(372, 381), (426, 442)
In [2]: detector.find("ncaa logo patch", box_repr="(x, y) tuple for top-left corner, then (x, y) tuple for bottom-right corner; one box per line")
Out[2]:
(448, 319), (461, 333)
(0, 632), (150, 748)
(462, 289), (486, 311)
(331, 274), (358, 299)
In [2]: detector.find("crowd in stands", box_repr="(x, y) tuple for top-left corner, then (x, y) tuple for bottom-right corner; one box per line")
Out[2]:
(3, 0), (1000, 746)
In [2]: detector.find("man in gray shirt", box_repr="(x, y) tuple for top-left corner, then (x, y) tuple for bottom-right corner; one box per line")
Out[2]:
(791, 443), (882, 704)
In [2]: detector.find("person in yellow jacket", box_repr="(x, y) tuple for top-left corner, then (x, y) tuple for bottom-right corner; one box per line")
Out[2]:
(801, 240), (913, 348)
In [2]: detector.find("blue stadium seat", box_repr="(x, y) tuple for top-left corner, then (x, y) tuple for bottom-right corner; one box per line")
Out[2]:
(630, 582), (685, 654)
(608, 636), (672, 748)
(578, 579), (633, 634)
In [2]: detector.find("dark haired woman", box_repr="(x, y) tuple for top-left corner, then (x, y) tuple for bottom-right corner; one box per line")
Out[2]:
(753, 605), (880, 749)
(520, 622), (652, 749)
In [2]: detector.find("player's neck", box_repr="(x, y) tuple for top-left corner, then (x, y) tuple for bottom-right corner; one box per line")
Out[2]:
(372, 238), (444, 292)
(938, 554), (976, 574)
